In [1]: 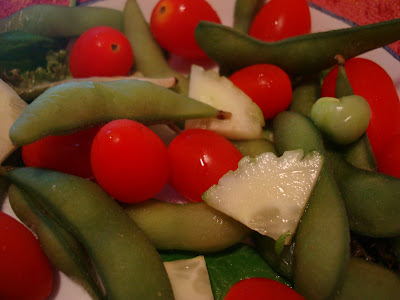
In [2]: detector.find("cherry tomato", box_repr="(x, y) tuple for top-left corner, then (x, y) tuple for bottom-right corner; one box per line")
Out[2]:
(22, 127), (100, 178)
(249, 0), (311, 42)
(321, 57), (400, 160)
(69, 26), (134, 78)
(0, 211), (53, 300)
(224, 277), (305, 300)
(150, 0), (221, 59)
(376, 134), (400, 179)
(90, 119), (169, 203)
(167, 128), (242, 202)
(229, 64), (292, 119)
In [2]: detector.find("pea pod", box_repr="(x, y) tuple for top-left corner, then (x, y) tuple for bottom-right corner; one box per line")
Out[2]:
(273, 111), (350, 300)
(233, 0), (265, 33)
(7, 167), (174, 300)
(8, 184), (104, 300)
(334, 257), (400, 299)
(9, 79), (226, 146)
(194, 18), (400, 76)
(124, 199), (251, 252)
(123, 0), (189, 95)
(0, 5), (123, 37)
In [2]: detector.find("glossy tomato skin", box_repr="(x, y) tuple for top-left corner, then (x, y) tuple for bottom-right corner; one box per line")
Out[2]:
(22, 127), (100, 178)
(167, 128), (242, 202)
(0, 212), (53, 300)
(224, 277), (305, 300)
(249, 0), (311, 42)
(90, 119), (169, 203)
(321, 57), (400, 160)
(69, 26), (134, 78)
(229, 64), (292, 120)
(150, 0), (221, 58)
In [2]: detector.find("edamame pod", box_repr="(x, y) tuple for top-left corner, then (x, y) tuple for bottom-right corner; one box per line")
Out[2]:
(7, 167), (174, 300)
(289, 79), (320, 118)
(231, 138), (277, 157)
(273, 111), (350, 300)
(8, 184), (104, 300)
(125, 199), (251, 252)
(333, 55), (377, 171)
(195, 19), (400, 76)
(334, 257), (400, 300)
(0, 5), (123, 37)
(10, 79), (225, 146)
(233, 0), (265, 33)
(254, 234), (295, 280)
(327, 149), (400, 237)
(123, 0), (189, 95)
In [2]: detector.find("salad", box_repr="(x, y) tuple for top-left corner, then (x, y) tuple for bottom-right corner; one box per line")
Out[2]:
(1, 0), (400, 299)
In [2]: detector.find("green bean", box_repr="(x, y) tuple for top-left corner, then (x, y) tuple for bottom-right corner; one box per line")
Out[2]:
(233, 0), (265, 34)
(123, 0), (189, 95)
(334, 257), (400, 299)
(194, 18), (400, 76)
(7, 167), (174, 300)
(124, 199), (251, 252)
(0, 5), (123, 37)
(8, 184), (104, 300)
(9, 79), (226, 146)
(273, 111), (350, 300)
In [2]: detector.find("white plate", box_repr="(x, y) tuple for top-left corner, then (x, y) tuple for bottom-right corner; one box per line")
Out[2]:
(2, 0), (400, 299)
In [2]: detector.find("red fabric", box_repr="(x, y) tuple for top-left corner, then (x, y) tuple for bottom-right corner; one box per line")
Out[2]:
(309, 0), (400, 56)
(0, 0), (89, 18)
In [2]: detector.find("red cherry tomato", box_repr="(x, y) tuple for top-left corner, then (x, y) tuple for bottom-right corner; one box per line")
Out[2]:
(0, 211), (53, 300)
(229, 64), (292, 119)
(150, 0), (221, 59)
(321, 57), (400, 160)
(22, 127), (100, 178)
(249, 0), (311, 42)
(90, 119), (169, 203)
(376, 134), (400, 179)
(69, 26), (134, 78)
(167, 128), (242, 202)
(224, 277), (305, 300)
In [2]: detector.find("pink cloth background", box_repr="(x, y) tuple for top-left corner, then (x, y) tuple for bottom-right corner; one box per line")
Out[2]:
(1, 0), (399, 57)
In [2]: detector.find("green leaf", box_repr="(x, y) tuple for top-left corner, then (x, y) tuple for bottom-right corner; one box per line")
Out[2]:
(0, 31), (66, 72)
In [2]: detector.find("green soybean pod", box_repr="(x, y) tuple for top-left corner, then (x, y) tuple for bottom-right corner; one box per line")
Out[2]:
(8, 184), (104, 300)
(123, 0), (189, 95)
(273, 111), (350, 300)
(233, 0), (265, 33)
(334, 257), (400, 300)
(9, 79), (225, 146)
(195, 19), (400, 76)
(125, 200), (251, 253)
(7, 167), (174, 300)
(326, 149), (400, 237)
(289, 79), (320, 118)
(0, 5), (123, 37)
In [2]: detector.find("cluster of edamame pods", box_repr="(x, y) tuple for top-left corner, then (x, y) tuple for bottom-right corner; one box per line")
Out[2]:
(2, 0), (400, 299)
